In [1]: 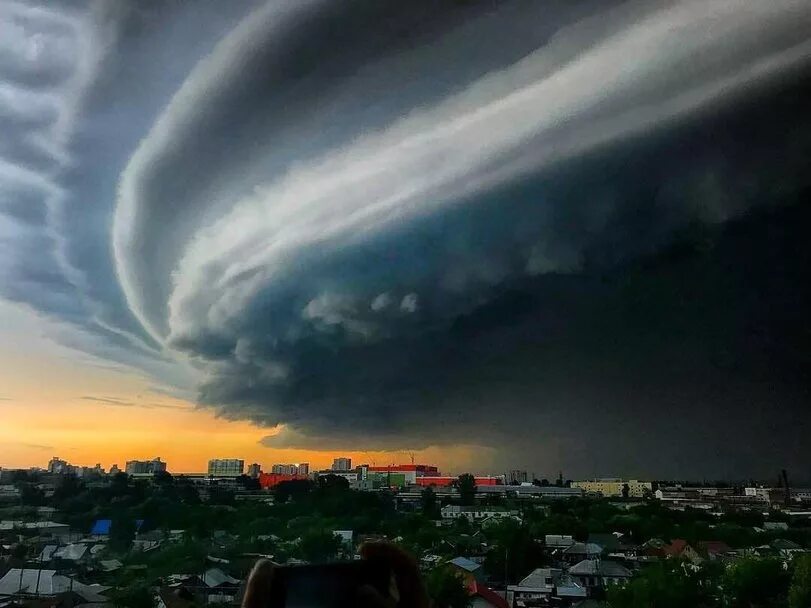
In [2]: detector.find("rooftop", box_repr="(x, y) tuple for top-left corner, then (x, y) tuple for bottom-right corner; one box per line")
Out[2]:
(569, 560), (632, 578)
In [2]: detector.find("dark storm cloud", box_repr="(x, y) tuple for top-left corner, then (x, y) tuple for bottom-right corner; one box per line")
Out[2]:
(2, 0), (810, 477)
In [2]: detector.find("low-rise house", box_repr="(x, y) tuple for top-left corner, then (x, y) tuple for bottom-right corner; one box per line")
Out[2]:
(699, 540), (732, 560)
(562, 542), (604, 564)
(644, 538), (701, 562)
(506, 568), (587, 607)
(99, 559), (123, 572)
(0, 521), (73, 543)
(545, 535), (575, 549)
(568, 559), (632, 594)
(481, 514), (522, 528)
(441, 505), (520, 521)
(449, 556), (484, 584)
(0, 485), (20, 503)
(0, 568), (109, 605)
(333, 530), (354, 549)
(468, 580), (509, 608)
(37, 543), (90, 563)
(202, 567), (241, 603)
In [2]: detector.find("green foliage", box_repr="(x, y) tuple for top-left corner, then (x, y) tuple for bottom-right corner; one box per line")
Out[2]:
(207, 486), (235, 505)
(317, 474), (351, 492)
(455, 474), (477, 506)
(297, 529), (343, 562)
(723, 557), (790, 608)
(110, 516), (136, 552)
(483, 519), (547, 584)
(607, 560), (718, 608)
(17, 482), (45, 506)
(426, 565), (472, 608)
(789, 554), (811, 608)
(274, 479), (314, 503)
(11, 543), (28, 560)
(110, 582), (157, 608)
(421, 486), (440, 518)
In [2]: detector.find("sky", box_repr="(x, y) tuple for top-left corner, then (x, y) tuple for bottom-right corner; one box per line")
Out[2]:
(1, 0), (810, 479)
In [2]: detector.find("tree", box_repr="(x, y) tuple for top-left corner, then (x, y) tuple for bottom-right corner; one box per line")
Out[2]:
(18, 482), (45, 506)
(789, 554), (811, 608)
(455, 474), (477, 506)
(622, 483), (630, 499)
(53, 474), (84, 502)
(11, 543), (27, 561)
(177, 482), (201, 505)
(298, 529), (343, 562)
(421, 487), (439, 518)
(207, 486), (235, 505)
(110, 583), (157, 608)
(607, 560), (719, 608)
(274, 479), (313, 503)
(153, 470), (174, 486)
(237, 474), (261, 491)
(317, 474), (350, 492)
(484, 519), (547, 584)
(722, 557), (790, 608)
(426, 566), (471, 608)
(109, 516), (136, 552)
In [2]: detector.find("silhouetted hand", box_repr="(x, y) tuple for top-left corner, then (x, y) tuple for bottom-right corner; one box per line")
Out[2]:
(242, 559), (275, 608)
(358, 542), (429, 608)
(241, 543), (429, 608)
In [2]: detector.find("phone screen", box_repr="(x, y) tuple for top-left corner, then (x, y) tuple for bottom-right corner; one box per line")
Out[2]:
(270, 561), (391, 608)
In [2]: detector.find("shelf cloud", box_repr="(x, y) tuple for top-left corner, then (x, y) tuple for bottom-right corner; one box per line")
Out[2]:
(2, 0), (810, 476)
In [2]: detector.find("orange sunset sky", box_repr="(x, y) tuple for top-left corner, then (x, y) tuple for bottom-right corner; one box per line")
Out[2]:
(0, 300), (488, 474)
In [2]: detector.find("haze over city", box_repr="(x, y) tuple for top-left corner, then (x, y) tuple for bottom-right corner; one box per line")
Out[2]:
(1, 0), (810, 480)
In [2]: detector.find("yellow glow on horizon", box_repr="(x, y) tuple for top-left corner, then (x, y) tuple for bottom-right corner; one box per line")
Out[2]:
(0, 301), (491, 476)
(1, 397), (488, 474)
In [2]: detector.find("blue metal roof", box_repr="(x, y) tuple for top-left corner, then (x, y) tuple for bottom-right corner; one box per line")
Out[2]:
(91, 519), (111, 535)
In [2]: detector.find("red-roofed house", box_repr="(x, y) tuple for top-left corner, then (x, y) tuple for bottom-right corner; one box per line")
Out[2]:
(662, 539), (701, 561)
(700, 540), (732, 559)
(468, 580), (509, 608)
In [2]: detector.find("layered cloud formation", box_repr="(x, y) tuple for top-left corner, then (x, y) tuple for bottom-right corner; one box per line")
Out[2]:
(2, 0), (810, 476)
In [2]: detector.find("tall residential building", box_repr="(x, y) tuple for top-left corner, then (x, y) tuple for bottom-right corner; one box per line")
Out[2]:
(47, 457), (73, 475)
(508, 470), (529, 484)
(125, 457), (167, 475)
(332, 457), (352, 471)
(247, 463), (262, 478)
(270, 463), (307, 476)
(208, 459), (245, 477)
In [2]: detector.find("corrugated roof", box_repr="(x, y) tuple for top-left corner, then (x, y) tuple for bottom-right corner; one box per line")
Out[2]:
(0, 568), (101, 597)
(517, 568), (559, 588)
(450, 556), (481, 572)
(564, 542), (603, 555)
(54, 543), (88, 561)
(203, 568), (239, 588)
(569, 559), (631, 577)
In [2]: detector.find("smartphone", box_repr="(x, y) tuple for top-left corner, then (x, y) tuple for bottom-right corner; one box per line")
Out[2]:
(267, 561), (392, 608)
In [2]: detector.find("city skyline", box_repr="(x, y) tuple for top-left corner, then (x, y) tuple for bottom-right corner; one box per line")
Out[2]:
(1, 1), (810, 478)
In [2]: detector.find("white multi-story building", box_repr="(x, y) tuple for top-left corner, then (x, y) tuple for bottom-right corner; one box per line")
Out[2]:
(246, 463), (261, 478)
(208, 459), (244, 477)
(270, 463), (307, 476)
(125, 458), (167, 475)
